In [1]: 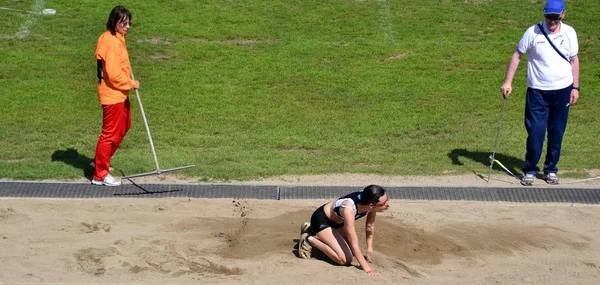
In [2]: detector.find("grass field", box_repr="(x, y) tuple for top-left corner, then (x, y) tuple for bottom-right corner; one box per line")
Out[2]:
(1, 0), (598, 181)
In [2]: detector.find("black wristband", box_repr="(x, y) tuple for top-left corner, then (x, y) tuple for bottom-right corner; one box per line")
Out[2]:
(573, 87), (580, 91)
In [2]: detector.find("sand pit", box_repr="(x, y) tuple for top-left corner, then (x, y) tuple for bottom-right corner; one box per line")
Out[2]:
(1, 194), (599, 284)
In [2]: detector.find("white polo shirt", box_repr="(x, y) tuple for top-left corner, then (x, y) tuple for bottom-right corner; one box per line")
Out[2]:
(517, 21), (578, 90)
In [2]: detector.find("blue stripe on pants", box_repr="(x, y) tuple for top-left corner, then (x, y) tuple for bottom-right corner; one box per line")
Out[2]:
(522, 86), (571, 175)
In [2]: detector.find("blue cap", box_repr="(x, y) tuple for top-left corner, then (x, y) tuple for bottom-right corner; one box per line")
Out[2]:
(544, 0), (565, 14)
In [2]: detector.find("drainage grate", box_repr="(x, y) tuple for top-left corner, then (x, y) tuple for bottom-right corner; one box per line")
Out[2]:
(0, 181), (277, 199)
(279, 185), (600, 204)
(0, 181), (599, 204)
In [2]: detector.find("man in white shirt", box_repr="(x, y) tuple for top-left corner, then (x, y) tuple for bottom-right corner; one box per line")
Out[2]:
(500, 0), (580, 186)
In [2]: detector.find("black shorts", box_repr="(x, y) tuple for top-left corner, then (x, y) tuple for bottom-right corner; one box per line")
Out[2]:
(309, 204), (343, 235)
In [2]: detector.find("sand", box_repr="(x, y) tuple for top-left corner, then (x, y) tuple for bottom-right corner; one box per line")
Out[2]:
(1, 174), (600, 284)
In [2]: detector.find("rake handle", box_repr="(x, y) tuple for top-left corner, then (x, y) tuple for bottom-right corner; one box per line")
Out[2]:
(130, 66), (161, 173)
(488, 98), (507, 182)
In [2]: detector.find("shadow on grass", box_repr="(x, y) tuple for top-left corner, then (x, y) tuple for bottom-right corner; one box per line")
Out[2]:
(448, 148), (524, 178)
(51, 148), (93, 180)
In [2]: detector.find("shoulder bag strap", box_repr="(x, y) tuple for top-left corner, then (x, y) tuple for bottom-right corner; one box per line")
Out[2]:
(537, 23), (570, 63)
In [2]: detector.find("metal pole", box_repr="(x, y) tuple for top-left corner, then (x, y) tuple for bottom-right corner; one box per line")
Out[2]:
(130, 67), (161, 173)
(488, 98), (507, 182)
(121, 66), (195, 180)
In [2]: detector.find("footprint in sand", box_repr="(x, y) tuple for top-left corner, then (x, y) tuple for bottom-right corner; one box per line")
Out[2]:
(369, 251), (428, 278)
(73, 248), (115, 276)
(80, 222), (111, 233)
(0, 207), (31, 223)
(74, 239), (243, 277)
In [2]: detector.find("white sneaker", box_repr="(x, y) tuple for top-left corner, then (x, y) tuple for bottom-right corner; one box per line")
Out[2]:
(90, 161), (113, 171)
(520, 174), (535, 186)
(91, 174), (122, 186)
(544, 173), (560, 185)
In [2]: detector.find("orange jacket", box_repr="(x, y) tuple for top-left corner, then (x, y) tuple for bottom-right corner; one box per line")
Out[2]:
(95, 30), (137, 105)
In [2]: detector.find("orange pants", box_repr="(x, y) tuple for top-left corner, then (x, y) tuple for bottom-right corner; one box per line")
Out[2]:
(93, 99), (131, 180)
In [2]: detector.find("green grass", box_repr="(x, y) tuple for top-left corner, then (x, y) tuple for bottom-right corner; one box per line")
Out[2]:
(1, 0), (599, 181)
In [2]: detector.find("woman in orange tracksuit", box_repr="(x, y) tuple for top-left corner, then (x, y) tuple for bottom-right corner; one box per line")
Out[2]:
(92, 6), (139, 186)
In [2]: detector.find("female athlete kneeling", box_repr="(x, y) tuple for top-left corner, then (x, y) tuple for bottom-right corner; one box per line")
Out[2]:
(298, 184), (389, 276)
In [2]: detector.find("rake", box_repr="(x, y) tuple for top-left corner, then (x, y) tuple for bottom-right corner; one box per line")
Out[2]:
(488, 98), (507, 182)
(122, 67), (195, 179)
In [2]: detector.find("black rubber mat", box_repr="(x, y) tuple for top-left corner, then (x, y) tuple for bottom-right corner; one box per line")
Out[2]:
(0, 181), (599, 204)
(0, 181), (277, 199)
(280, 186), (600, 204)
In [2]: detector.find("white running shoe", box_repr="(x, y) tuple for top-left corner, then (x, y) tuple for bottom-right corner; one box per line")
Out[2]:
(544, 173), (560, 185)
(520, 174), (535, 186)
(90, 161), (113, 171)
(91, 174), (122, 186)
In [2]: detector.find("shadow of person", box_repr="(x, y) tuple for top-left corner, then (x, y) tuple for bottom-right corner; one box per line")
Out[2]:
(51, 148), (93, 179)
(448, 148), (524, 179)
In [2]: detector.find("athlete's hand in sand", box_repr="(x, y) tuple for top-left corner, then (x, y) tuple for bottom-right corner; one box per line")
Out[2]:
(365, 269), (379, 276)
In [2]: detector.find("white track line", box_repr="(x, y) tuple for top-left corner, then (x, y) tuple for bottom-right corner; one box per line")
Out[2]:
(15, 0), (44, 39)
(376, 0), (394, 44)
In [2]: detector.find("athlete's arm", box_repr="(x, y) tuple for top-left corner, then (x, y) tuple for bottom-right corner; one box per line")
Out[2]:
(340, 203), (377, 275)
(365, 211), (376, 262)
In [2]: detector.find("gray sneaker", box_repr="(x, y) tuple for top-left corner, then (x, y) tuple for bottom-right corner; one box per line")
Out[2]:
(520, 174), (535, 186)
(298, 233), (312, 259)
(544, 173), (559, 185)
(300, 222), (311, 235)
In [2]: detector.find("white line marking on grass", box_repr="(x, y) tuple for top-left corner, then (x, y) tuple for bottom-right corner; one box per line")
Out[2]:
(376, 0), (394, 44)
(0, 7), (28, 13)
(15, 0), (44, 39)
